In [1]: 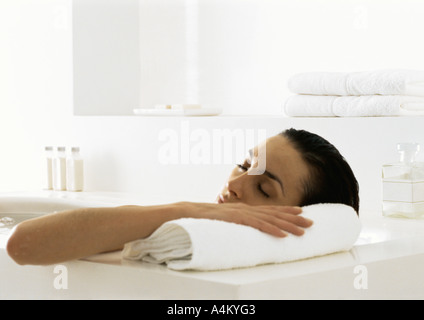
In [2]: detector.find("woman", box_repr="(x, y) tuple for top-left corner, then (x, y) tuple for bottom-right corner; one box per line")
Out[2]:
(7, 128), (359, 266)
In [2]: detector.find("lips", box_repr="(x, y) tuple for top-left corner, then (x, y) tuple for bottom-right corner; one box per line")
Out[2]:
(217, 194), (225, 204)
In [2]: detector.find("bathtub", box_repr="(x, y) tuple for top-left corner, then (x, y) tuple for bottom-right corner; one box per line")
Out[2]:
(1, 191), (424, 300)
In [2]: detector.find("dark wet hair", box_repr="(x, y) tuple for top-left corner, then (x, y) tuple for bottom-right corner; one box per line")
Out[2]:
(281, 128), (360, 215)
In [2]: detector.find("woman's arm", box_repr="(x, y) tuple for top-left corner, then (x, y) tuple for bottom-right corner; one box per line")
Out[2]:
(6, 202), (312, 266)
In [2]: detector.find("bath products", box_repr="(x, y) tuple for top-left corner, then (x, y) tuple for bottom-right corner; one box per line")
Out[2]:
(44, 146), (53, 190)
(154, 104), (202, 110)
(66, 147), (84, 192)
(382, 143), (424, 219)
(52, 146), (67, 191)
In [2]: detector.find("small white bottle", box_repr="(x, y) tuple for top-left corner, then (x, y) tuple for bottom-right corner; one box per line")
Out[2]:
(52, 146), (67, 191)
(66, 147), (84, 192)
(44, 146), (53, 190)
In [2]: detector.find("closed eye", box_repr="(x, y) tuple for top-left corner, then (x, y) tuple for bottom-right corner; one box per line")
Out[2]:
(236, 163), (249, 171)
(257, 183), (269, 198)
(237, 164), (270, 198)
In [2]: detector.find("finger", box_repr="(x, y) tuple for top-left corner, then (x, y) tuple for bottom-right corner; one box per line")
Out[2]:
(257, 205), (302, 215)
(254, 213), (313, 236)
(268, 216), (306, 236)
(279, 206), (303, 215)
(254, 207), (313, 228)
(219, 203), (311, 237)
(278, 213), (313, 228)
(264, 217), (305, 236)
(235, 214), (288, 238)
(249, 218), (289, 238)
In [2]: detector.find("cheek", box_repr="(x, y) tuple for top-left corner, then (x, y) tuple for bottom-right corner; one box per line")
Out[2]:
(286, 193), (304, 207)
(285, 164), (310, 204)
(221, 169), (238, 190)
(285, 179), (307, 206)
(228, 167), (243, 181)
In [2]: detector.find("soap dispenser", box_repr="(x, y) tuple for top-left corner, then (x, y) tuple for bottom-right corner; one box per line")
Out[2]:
(382, 143), (424, 219)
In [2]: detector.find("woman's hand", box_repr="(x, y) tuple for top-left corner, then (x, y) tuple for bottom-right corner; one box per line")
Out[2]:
(175, 202), (313, 238)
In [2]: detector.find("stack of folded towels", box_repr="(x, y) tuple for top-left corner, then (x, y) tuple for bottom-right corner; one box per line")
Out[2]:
(283, 69), (424, 117)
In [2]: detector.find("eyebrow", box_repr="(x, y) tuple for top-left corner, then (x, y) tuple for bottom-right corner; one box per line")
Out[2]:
(248, 149), (285, 196)
(263, 170), (285, 196)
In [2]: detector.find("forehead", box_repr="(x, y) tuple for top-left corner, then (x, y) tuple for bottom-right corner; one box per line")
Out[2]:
(266, 135), (298, 158)
(252, 135), (303, 163)
(253, 135), (310, 197)
(266, 135), (306, 167)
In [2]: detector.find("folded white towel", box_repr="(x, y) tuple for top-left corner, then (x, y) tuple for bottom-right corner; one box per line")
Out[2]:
(284, 94), (424, 117)
(288, 69), (424, 97)
(122, 203), (361, 271)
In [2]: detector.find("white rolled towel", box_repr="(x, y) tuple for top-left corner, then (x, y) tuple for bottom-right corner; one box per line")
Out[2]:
(288, 69), (424, 97)
(122, 203), (361, 271)
(284, 94), (424, 117)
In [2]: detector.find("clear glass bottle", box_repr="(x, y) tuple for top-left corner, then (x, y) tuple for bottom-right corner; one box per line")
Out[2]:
(382, 143), (424, 219)
(66, 147), (84, 192)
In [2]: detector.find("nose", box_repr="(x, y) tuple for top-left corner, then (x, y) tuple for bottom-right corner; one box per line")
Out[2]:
(226, 172), (248, 200)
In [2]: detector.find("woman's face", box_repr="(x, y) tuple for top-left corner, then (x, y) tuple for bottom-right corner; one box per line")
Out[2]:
(217, 134), (310, 206)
